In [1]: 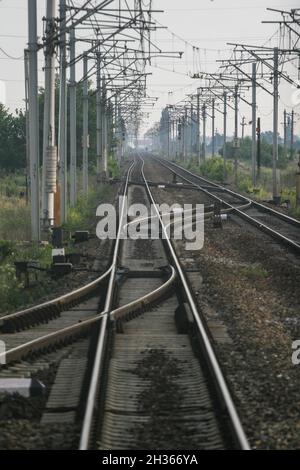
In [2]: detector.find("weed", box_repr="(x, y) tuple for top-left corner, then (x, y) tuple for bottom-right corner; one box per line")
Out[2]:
(179, 156), (233, 183)
(108, 156), (121, 178)
(240, 263), (268, 280)
(0, 240), (14, 261)
(199, 157), (233, 182)
(63, 183), (114, 232)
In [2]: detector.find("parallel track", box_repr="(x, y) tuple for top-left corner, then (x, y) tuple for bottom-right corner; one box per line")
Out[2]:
(0, 157), (250, 450)
(79, 156), (249, 450)
(154, 157), (300, 254)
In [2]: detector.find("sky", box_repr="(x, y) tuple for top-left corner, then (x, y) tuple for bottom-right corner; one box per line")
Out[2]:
(0, 0), (299, 139)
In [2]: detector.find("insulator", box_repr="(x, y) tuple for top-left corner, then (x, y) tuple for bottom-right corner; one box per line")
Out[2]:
(46, 145), (57, 192)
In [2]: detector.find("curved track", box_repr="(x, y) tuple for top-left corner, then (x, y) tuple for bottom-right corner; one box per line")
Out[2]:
(79, 156), (249, 450)
(0, 157), (249, 450)
(154, 157), (300, 254)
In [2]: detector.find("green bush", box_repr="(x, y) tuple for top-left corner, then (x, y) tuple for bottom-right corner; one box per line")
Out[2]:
(11, 243), (52, 268)
(0, 172), (26, 197)
(240, 263), (268, 280)
(0, 262), (54, 313)
(0, 244), (53, 313)
(237, 175), (253, 193)
(0, 198), (31, 240)
(199, 157), (233, 183)
(290, 206), (300, 219)
(63, 184), (115, 232)
(0, 263), (24, 311)
(108, 156), (121, 178)
(0, 240), (14, 260)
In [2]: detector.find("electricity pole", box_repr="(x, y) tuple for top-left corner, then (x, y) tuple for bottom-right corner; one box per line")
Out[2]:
(252, 62), (257, 187)
(96, 51), (102, 179)
(69, 27), (77, 207)
(283, 109), (287, 158)
(183, 107), (187, 160)
(115, 94), (121, 166)
(169, 110), (171, 159)
(28, 0), (40, 241)
(42, 0), (57, 228)
(101, 77), (108, 177)
(211, 98), (215, 157)
(197, 89), (200, 165)
(290, 109), (294, 159)
(257, 117), (261, 179)
(82, 53), (89, 194)
(273, 47), (280, 204)
(24, 50), (30, 205)
(190, 103), (193, 157)
(223, 91), (227, 181)
(234, 84), (239, 186)
(202, 104), (206, 161)
(58, 0), (67, 223)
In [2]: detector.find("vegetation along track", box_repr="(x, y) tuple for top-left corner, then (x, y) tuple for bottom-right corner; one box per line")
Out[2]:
(79, 156), (249, 450)
(0, 157), (249, 449)
(0, 166), (132, 447)
(154, 157), (300, 255)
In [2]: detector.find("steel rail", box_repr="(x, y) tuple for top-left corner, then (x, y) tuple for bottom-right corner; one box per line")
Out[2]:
(0, 267), (112, 333)
(79, 159), (180, 449)
(161, 158), (300, 227)
(0, 266), (176, 365)
(140, 156), (250, 450)
(111, 265), (176, 321)
(79, 159), (135, 450)
(0, 163), (135, 362)
(7, 155), (249, 450)
(156, 158), (300, 254)
(0, 162), (179, 454)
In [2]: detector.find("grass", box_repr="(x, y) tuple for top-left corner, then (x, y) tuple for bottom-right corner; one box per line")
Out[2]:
(0, 196), (31, 241)
(0, 172), (27, 198)
(232, 161), (300, 218)
(239, 262), (269, 280)
(63, 181), (115, 232)
(0, 171), (30, 241)
(0, 243), (53, 314)
(0, 171), (116, 314)
(180, 156), (233, 183)
(108, 156), (121, 178)
(173, 154), (300, 220)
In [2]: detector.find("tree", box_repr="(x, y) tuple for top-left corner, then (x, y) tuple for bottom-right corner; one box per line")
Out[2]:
(219, 135), (289, 169)
(0, 104), (26, 171)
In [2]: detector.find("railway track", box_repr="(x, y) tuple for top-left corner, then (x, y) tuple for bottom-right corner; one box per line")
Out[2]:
(154, 157), (300, 254)
(0, 157), (249, 450)
(79, 156), (249, 450)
